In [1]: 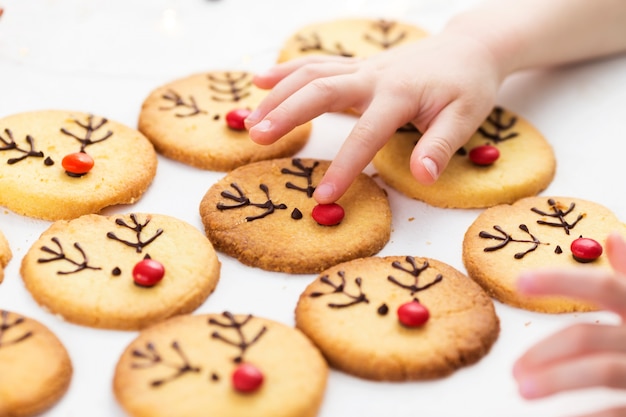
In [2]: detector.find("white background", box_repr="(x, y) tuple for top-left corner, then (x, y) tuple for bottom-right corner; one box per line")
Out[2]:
(1, 0), (626, 416)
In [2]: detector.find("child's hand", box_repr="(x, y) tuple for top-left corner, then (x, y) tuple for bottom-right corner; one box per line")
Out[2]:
(246, 33), (504, 203)
(514, 232), (626, 416)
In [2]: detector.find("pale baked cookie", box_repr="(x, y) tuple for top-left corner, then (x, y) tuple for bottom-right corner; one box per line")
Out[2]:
(0, 110), (157, 220)
(277, 18), (428, 62)
(138, 71), (311, 171)
(114, 312), (328, 417)
(295, 256), (499, 381)
(199, 158), (392, 274)
(20, 213), (220, 330)
(463, 196), (626, 313)
(0, 310), (72, 417)
(373, 107), (556, 208)
(0, 229), (11, 284)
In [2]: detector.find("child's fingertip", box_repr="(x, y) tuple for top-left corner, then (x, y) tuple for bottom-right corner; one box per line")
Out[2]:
(516, 272), (536, 293)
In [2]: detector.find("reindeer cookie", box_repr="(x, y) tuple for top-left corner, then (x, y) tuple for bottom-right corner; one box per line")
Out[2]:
(295, 256), (499, 381)
(138, 71), (311, 171)
(373, 107), (556, 208)
(0, 229), (11, 284)
(0, 110), (157, 220)
(277, 18), (428, 62)
(0, 310), (72, 417)
(114, 312), (328, 417)
(199, 158), (392, 274)
(463, 196), (626, 313)
(20, 213), (221, 329)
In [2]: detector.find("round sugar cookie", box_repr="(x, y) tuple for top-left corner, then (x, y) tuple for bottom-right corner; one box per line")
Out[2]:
(114, 312), (328, 417)
(295, 256), (500, 381)
(199, 157), (392, 274)
(0, 310), (72, 417)
(0, 229), (11, 284)
(373, 106), (556, 208)
(20, 213), (221, 330)
(138, 71), (311, 171)
(0, 110), (157, 220)
(277, 18), (428, 62)
(463, 196), (626, 313)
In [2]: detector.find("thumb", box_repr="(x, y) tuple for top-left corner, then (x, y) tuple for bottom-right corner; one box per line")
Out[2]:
(409, 103), (490, 184)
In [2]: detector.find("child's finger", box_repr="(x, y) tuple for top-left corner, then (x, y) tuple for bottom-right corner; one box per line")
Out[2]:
(574, 405), (626, 417)
(248, 72), (364, 145)
(517, 268), (626, 317)
(606, 231), (626, 276)
(252, 56), (359, 89)
(313, 97), (412, 203)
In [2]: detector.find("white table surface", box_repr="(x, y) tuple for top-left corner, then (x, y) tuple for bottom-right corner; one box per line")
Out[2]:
(1, 1), (626, 416)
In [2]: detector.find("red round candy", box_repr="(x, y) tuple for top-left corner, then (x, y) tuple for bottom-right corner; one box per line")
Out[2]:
(570, 237), (603, 263)
(468, 144), (500, 166)
(232, 363), (264, 393)
(311, 203), (345, 226)
(132, 259), (165, 287)
(397, 300), (429, 327)
(225, 108), (252, 131)
(62, 152), (94, 175)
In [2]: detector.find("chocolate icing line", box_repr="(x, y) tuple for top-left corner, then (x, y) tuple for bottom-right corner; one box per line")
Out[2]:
(531, 198), (584, 236)
(477, 106), (519, 143)
(479, 224), (546, 259)
(0, 310), (33, 348)
(364, 20), (407, 49)
(282, 158), (318, 197)
(387, 257), (443, 296)
(208, 72), (252, 102)
(295, 32), (354, 57)
(159, 89), (207, 117)
(131, 341), (202, 387)
(209, 312), (267, 364)
(0, 129), (46, 165)
(106, 214), (164, 253)
(217, 183), (287, 222)
(37, 237), (102, 275)
(60, 114), (113, 152)
(309, 271), (370, 308)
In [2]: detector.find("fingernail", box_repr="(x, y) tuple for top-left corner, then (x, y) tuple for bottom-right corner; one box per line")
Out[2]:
(250, 119), (271, 133)
(245, 109), (261, 126)
(519, 377), (538, 398)
(421, 157), (439, 180)
(314, 183), (335, 202)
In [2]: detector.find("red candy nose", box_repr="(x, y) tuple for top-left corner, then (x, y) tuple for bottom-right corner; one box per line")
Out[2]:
(232, 363), (264, 393)
(62, 152), (94, 175)
(570, 237), (603, 263)
(226, 109), (252, 131)
(469, 144), (500, 166)
(132, 259), (165, 287)
(397, 300), (430, 327)
(311, 203), (345, 226)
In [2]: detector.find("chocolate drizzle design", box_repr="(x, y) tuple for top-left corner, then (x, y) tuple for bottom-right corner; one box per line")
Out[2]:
(0, 310), (33, 349)
(0, 129), (46, 165)
(60, 114), (113, 152)
(37, 237), (102, 275)
(477, 106), (519, 143)
(159, 89), (207, 117)
(217, 183), (287, 222)
(295, 32), (354, 57)
(131, 341), (201, 387)
(309, 257), (443, 314)
(209, 312), (267, 364)
(106, 214), (164, 253)
(281, 158), (318, 197)
(363, 20), (407, 49)
(208, 72), (252, 102)
(478, 199), (585, 259)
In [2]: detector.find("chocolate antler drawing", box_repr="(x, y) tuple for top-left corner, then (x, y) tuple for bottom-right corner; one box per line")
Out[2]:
(208, 72), (252, 102)
(131, 341), (201, 387)
(106, 214), (164, 253)
(208, 312), (267, 363)
(0, 311), (33, 348)
(37, 237), (102, 275)
(387, 257), (443, 296)
(531, 199), (584, 235)
(159, 89), (207, 117)
(295, 32), (354, 57)
(479, 224), (546, 259)
(60, 114), (113, 152)
(217, 183), (288, 221)
(0, 129), (45, 165)
(364, 20), (406, 49)
(477, 107), (519, 143)
(309, 271), (370, 308)
(281, 158), (318, 197)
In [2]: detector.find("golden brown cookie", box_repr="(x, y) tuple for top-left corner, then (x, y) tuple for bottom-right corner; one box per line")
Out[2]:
(277, 18), (428, 62)
(295, 256), (499, 381)
(0, 229), (11, 284)
(113, 312), (328, 417)
(0, 310), (72, 417)
(138, 71), (311, 171)
(20, 213), (220, 330)
(463, 196), (626, 313)
(0, 110), (157, 220)
(199, 158), (392, 274)
(373, 107), (556, 208)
